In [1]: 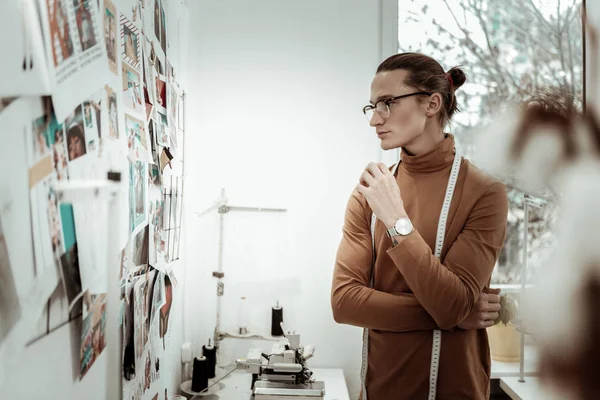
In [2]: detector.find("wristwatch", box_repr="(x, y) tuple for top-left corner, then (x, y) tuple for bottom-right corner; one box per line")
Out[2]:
(386, 216), (414, 237)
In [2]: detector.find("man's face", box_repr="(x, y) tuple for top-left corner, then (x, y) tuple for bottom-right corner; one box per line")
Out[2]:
(369, 69), (430, 151)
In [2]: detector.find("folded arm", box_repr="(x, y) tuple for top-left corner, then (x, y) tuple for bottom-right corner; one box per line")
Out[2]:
(387, 182), (508, 330)
(331, 191), (438, 332)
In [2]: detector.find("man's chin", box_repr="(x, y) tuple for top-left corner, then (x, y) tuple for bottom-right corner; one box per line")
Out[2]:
(380, 138), (402, 151)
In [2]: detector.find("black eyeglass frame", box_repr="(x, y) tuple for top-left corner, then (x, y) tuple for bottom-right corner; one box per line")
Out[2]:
(362, 91), (432, 119)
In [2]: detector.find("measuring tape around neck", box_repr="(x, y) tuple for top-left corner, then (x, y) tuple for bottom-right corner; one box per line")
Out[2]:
(360, 150), (462, 400)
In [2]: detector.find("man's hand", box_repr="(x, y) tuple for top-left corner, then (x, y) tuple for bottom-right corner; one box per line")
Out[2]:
(356, 162), (406, 228)
(457, 287), (501, 330)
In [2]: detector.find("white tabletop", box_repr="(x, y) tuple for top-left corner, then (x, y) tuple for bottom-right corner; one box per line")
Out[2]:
(200, 368), (349, 400)
(500, 377), (543, 400)
(490, 345), (538, 379)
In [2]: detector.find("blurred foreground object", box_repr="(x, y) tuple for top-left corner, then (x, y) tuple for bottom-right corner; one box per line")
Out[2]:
(473, 8), (600, 398)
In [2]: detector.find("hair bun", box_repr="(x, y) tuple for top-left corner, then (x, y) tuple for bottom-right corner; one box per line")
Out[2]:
(447, 67), (466, 90)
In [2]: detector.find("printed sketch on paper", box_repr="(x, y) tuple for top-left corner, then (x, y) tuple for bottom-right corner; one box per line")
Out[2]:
(46, 185), (65, 263)
(129, 160), (147, 234)
(80, 293), (107, 378)
(0, 217), (21, 346)
(45, 0), (74, 67)
(133, 277), (148, 360)
(104, 0), (118, 74)
(65, 106), (87, 162)
(122, 63), (145, 115)
(125, 114), (148, 159)
(106, 85), (119, 138)
(83, 99), (102, 146)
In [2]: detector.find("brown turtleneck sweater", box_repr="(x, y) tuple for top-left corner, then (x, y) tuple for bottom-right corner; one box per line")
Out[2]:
(331, 135), (508, 399)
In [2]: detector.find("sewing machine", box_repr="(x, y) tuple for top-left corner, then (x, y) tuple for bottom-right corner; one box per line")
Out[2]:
(235, 325), (325, 399)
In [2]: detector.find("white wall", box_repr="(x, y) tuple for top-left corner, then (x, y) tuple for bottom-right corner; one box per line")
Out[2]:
(181, 1), (391, 398)
(1, 277), (183, 400)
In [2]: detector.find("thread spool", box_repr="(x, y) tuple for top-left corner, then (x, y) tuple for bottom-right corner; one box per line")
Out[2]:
(202, 339), (217, 379)
(238, 296), (248, 335)
(271, 301), (284, 336)
(191, 356), (208, 392)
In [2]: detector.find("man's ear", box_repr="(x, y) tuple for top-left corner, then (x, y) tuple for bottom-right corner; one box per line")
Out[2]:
(425, 93), (443, 117)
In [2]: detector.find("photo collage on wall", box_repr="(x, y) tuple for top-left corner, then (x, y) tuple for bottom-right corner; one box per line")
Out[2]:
(0, 0), (187, 397)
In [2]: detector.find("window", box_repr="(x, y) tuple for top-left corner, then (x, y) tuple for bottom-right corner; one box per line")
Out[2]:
(398, 0), (584, 284)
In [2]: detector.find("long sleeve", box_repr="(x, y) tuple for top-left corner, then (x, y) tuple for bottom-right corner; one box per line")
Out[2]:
(331, 191), (438, 332)
(387, 181), (508, 330)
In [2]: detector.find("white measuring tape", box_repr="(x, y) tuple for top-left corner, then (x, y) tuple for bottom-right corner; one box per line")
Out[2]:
(361, 150), (462, 400)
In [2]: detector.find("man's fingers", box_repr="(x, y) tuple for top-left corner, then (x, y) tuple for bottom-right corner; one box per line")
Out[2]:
(487, 293), (501, 304)
(479, 320), (495, 329)
(483, 287), (501, 295)
(483, 312), (499, 321)
(360, 171), (376, 187)
(366, 162), (385, 179)
(484, 302), (501, 313)
(377, 162), (393, 176)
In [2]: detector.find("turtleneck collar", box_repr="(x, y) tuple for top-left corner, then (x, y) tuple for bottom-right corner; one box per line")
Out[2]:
(400, 134), (456, 173)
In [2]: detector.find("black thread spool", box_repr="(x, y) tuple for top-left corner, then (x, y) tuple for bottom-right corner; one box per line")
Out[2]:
(191, 356), (209, 392)
(202, 339), (217, 379)
(271, 301), (284, 336)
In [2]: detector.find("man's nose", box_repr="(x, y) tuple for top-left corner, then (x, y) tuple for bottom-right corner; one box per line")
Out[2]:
(369, 111), (384, 127)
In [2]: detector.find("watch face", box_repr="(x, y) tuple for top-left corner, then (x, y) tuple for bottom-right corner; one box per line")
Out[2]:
(394, 217), (413, 235)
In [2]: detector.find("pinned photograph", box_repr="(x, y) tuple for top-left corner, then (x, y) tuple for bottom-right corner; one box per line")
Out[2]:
(153, 0), (166, 54)
(121, 13), (141, 69)
(74, 0), (98, 52)
(0, 216), (21, 347)
(151, 272), (165, 326)
(143, 40), (157, 105)
(130, 224), (149, 268)
(31, 115), (51, 164)
(103, 0), (118, 74)
(45, 114), (69, 181)
(105, 85), (119, 138)
(65, 106), (87, 161)
(80, 293), (107, 379)
(154, 73), (167, 116)
(59, 242), (83, 311)
(159, 275), (172, 339)
(123, 277), (136, 380)
(46, 0), (74, 67)
(122, 63), (145, 115)
(156, 120), (168, 147)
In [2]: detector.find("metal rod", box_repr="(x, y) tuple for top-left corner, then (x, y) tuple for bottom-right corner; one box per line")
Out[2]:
(197, 188), (288, 347)
(227, 206), (287, 213)
(196, 197), (227, 218)
(215, 189), (226, 346)
(518, 196), (530, 383)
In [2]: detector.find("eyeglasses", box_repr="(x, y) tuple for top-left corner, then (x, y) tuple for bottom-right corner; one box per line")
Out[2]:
(362, 91), (431, 122)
